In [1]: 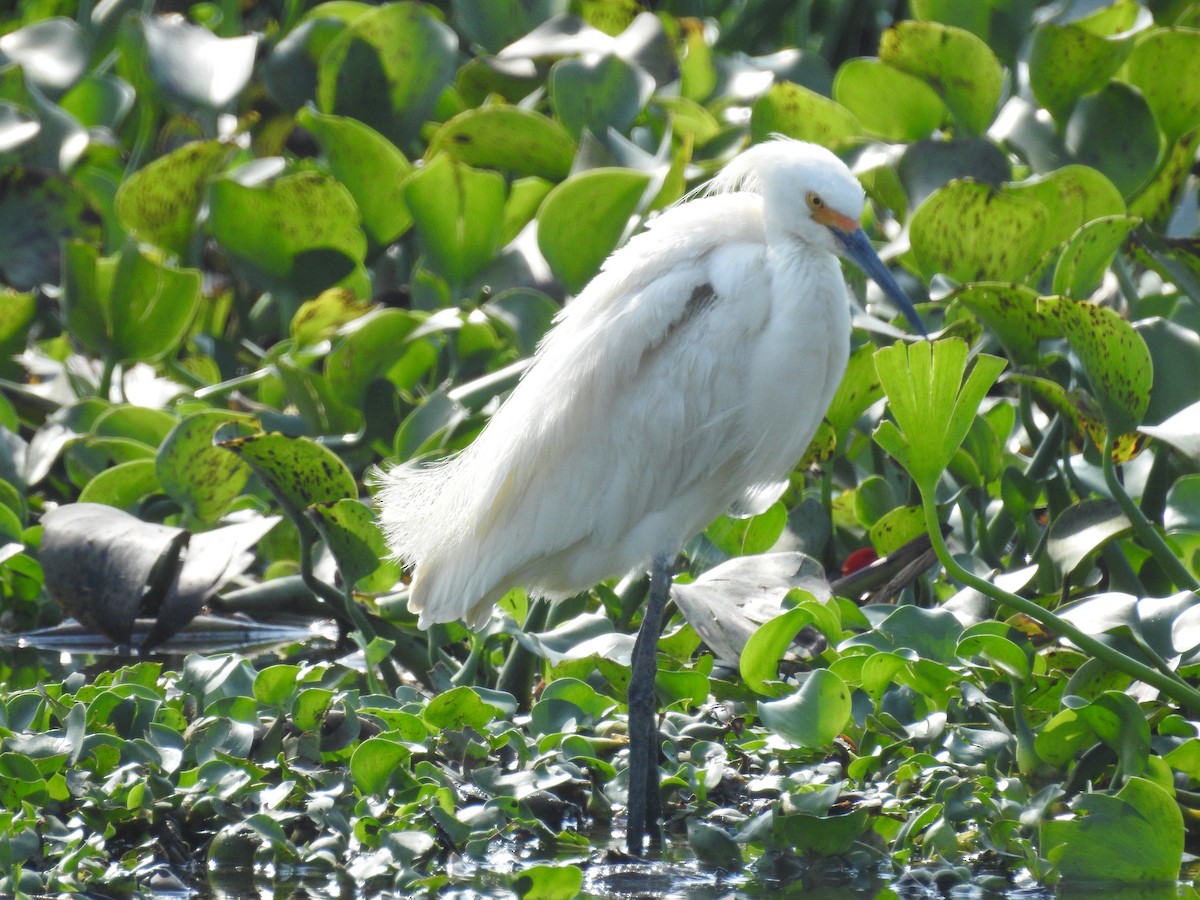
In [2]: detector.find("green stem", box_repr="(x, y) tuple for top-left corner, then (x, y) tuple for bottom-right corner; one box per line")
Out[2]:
(98, 356), (117, 400)
(920, 491), (1200, 715)
(297, 528), (394, 694)
(1102, 434), (1199, 592)
(193, 368), (270, 401)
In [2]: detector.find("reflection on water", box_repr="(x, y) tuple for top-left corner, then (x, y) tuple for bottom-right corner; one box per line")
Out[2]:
(0, 614), (338, 678)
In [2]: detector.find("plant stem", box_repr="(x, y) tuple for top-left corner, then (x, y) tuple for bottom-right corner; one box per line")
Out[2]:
(98, 356), (117, 400)
(1102, 434), (1199, 592)
(921, 492), (1200, 715)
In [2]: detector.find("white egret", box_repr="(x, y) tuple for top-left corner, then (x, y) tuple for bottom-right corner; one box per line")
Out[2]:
(377, 137), (925, 854)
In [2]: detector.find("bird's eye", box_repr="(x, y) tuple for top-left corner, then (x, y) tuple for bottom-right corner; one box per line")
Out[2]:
(806, 191), (824, 210)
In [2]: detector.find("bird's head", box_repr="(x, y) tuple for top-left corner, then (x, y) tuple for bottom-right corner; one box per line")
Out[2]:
(709, 138), (927, 336)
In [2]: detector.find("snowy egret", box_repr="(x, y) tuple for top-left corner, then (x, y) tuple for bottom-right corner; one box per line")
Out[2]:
(378, 137), (925, 854)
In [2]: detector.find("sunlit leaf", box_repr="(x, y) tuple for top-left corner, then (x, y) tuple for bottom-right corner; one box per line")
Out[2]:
(428, 106), (575, 181)
(157, 412), (257, 523)
(1042, 777), (1183, 884)
(1039, 297), (1153, 434)
(1028, 1), (1140, 124)
(910, 180), (1049, 284)
(115, 139), (232, 258)
(298, 108), (414, 247)
(404, 154), (507, 289)
(316, 2), (458, 147)
(873, 339), (1007, 494)
(142, 15), (258, 110)
(537, 167), (650, 293)
(879, 21), (1003, 135)
(757, 669), (850, 748)
(833, 58), (945, 142)
(749, 81), (861, 149)
(1124, 27), (1200, 144)
(208, 170), (367, 293)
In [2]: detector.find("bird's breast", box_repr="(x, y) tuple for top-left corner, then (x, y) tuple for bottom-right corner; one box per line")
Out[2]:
(738, 254), (852, 475)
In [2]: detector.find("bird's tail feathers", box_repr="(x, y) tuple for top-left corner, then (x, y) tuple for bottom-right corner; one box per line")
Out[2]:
(374, 455), (469, 568)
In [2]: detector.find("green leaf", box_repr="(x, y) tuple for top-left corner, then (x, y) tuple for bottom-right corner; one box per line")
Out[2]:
(404, 154), (507, 288)
(393, 389), (468, 459)
(679, 17), (717, 103)
(326, 308), (426, 406)
(774, 805), (871, 857)
(157, 412), (256, 523)
(869, 505), (926, 556)
(909, 180), (1049, 283)
(512, 863), (584, 900)
(1007, 165), (1126, 252)
(293, 687), (335, 731)
(853, 475), (895, 528)
(823, 344), (884, 440)
(1065, 82), (1161, 198)
(1035, 707), (1094, 767)
(1039, 297), (1153, 434)
(705, 502), (787, 557)
(61, 240), (202, 364)
(448, 0), (552, 54)
(261, 16), (347, 112)
(740, 607), (816, 696)
(537, 167), (650, 294)
(749, 81), (861, 149)
(253, 664), (301, 708)
(501, 178), (554, 246)
(423, 685), (501, 731)
(1042, 777), (1183, 884)
(316, 2), (458, 147)
(550, 52), (653, 140)
(873, 339), (1007, 494)
(910, 0), (991, 37)
(349, 736), (409, 794)
(222, 431), (355, 506)
(291, 288), (374, 348)
(308, 498), (399, 592)
(879, 21), (1003, 135)
(428, 106), (575, 180)
(956, 629), (1030, 680)
(847, 605), (964, 662)
(78, 459), (160, 510)
(685, 818), (743, 872)
(833, 58), (945, 142)
(1129, 130), (1200, 227)
(1137, 319), (1200, 425)
(1047, 499), (1132, 577)
(297, 107), (413, 247)
(208, 171), (367, 292)
(1052, 215), (1140, 298)
(94, 404), (177, 450)
(757, 669), (850, 748)
(115, 140), (231, 258)
(1125, 27), (1200, 145)
(1028, 1), (1139, 124)
(1077, 690), (1151, 778)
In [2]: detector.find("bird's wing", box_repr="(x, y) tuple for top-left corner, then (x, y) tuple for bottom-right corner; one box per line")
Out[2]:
(382, 193), (842, 626)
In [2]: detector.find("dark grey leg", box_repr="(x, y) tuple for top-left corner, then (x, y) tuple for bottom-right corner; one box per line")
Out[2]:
(625, 555), (671, 855)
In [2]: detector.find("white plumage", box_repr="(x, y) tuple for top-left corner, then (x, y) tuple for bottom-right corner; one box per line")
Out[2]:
(378, 137), (924, 855)
(377, 138), (921, 631)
